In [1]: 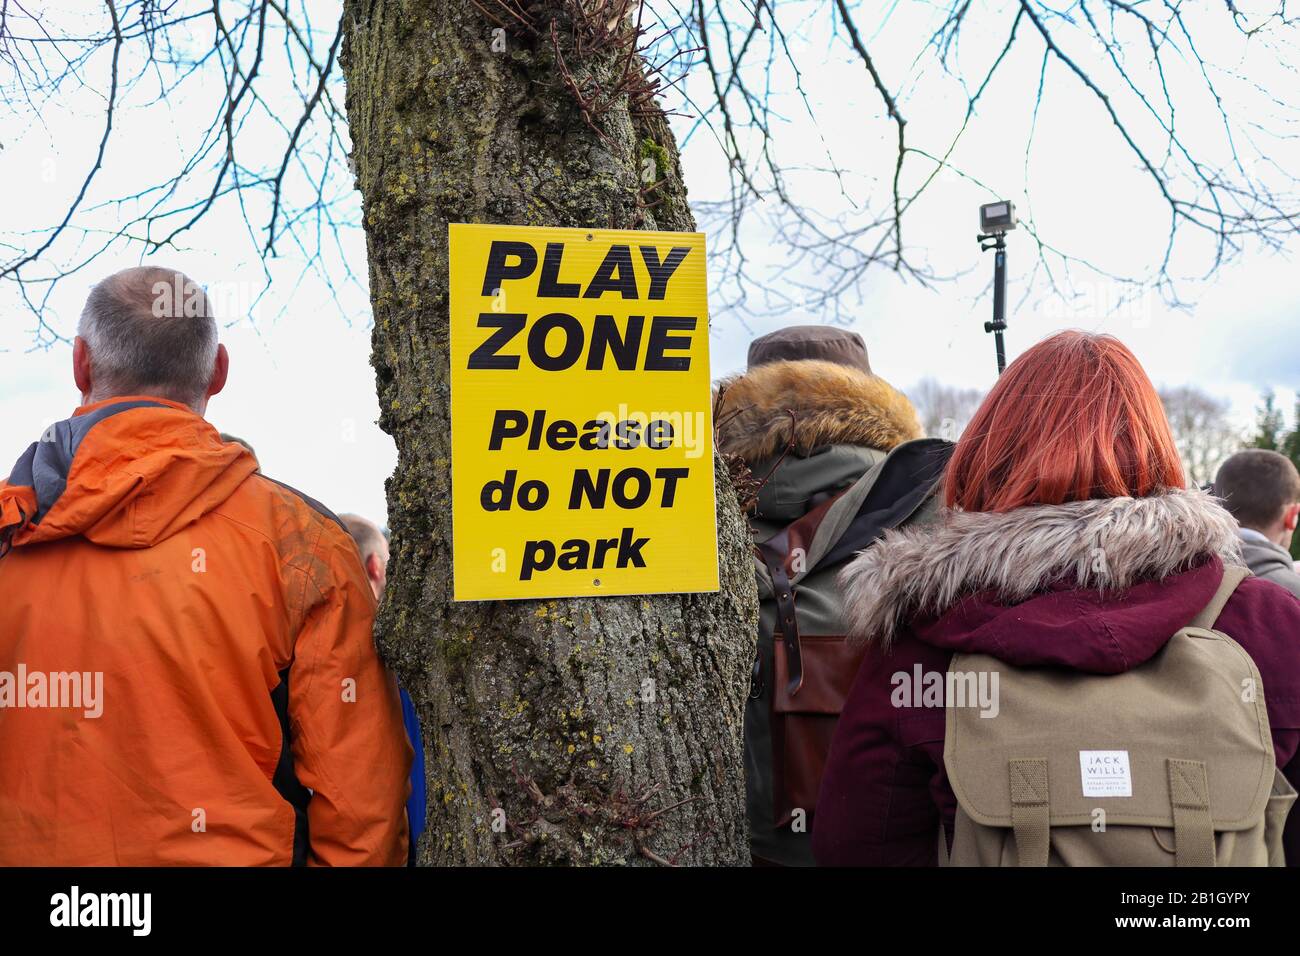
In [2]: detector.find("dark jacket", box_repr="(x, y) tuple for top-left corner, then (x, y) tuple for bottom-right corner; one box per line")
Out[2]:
(815, 490), (1300, 866)
(399, 688), (427, 865)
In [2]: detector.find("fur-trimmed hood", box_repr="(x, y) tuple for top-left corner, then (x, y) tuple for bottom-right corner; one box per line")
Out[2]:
(716, 359), (924, 463)
(841, 488), (1245, 647)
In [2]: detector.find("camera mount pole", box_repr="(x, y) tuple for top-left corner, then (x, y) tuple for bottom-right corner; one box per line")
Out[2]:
(977, 230), (1008, 374)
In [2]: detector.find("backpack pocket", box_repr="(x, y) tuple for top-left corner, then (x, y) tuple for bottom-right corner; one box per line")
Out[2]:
(770, 635), (866, 827)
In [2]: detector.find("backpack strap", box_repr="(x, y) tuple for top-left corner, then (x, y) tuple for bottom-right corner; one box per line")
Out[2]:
(1163, 569), (1245, 868)
(1187, 565), (1250, 631)
(757, 539), (803, 696)
(1168, 758), (1216, 867)
(1009, 758), (1051, 867)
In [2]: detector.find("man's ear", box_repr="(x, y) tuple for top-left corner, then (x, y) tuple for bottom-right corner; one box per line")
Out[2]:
(73, 336), (93, 400)
(364, 552), (386, 593)
(206, 343), (229, 399)
(1285, 502), (1300, 532)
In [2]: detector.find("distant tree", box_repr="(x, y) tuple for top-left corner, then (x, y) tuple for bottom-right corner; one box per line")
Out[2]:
(1282, 396), (1300, 467)
(1159, 386), (1243, 488)
(908, 378), (985, 441)
(1280, 396), (1300, 562)
(1252, 391), (1286, 451)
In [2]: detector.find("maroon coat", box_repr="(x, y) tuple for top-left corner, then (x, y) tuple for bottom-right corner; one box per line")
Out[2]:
(813, 557), (1300, 866)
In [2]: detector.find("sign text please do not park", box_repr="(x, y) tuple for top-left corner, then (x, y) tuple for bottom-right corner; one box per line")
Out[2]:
(448, 223), (719, 601)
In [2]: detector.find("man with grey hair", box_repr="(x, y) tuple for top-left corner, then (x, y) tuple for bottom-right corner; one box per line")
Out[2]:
(74, 266), (227, 411)
(0, 266), (412, 866)
(338, 511), (426, 865)
(340, 513), (390, 600)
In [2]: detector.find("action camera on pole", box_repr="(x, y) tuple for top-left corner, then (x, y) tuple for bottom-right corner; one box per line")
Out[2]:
(979, 201), (1017, 235)
(977, 200), (1016, 374)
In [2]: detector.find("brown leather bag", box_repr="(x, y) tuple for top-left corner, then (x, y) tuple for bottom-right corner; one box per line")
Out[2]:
(771, 634), (866, 825)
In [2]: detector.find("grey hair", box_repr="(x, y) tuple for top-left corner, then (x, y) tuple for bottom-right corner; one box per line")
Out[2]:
(77, 266), (218, 409)
(339, 513), (387, 562)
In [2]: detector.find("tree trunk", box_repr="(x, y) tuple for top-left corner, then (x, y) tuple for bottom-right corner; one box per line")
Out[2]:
(340, 0), (757, 865)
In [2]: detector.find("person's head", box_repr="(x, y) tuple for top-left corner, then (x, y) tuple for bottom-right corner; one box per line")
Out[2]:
(340, 513), (389, 600)
(74, 266), (228, 415)
(1214, 449), (1300, 548)
(945, 330), (1185, 513)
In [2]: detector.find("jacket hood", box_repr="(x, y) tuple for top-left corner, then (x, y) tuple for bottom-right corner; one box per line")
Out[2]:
(716, 358), (924, 464)
(752, 444), (883, 525)
(1239, 534), (1296, 576)
(840, 488), (1246, 668)
(0, 396), (257, 552)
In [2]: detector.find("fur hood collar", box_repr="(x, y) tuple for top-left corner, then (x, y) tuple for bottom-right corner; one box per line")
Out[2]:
(716, 359), (923, 463)
(841, 488), (1245, 647)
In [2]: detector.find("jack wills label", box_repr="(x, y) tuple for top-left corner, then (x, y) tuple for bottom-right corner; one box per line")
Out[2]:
(1079, 750), (1133, 797)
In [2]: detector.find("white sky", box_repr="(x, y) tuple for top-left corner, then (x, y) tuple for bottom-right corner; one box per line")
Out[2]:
(2, 2), (1297, 525)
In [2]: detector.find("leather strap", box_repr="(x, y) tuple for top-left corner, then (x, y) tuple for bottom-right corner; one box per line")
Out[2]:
(1168, 758), (1216, 867)
(1009, 758), (1051, 867)
(758, 540), (802, 696)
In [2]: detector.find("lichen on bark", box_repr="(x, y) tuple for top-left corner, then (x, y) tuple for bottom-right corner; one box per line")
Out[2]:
(341, 0), (757, 865)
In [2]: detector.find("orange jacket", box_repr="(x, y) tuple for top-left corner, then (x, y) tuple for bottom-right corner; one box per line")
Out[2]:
(0, 396), (410, 865)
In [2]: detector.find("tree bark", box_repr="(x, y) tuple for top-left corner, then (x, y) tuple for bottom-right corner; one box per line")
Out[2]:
(341, 0), (757, 865)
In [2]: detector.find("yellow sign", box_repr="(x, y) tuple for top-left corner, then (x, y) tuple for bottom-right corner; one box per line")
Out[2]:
(448, 223), (719, 601)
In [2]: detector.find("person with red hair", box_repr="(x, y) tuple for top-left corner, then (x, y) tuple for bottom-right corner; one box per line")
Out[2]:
(813, 330), (1300, 865)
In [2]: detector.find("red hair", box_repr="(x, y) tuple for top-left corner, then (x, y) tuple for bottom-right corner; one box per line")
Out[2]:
(945, 330), (1185, 512)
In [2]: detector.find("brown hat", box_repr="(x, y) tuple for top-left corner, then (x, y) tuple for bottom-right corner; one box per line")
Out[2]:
(746, 324), (871, 374)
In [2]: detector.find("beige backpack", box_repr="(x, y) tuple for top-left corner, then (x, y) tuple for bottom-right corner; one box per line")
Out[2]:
(942, 566), (1297, 867)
